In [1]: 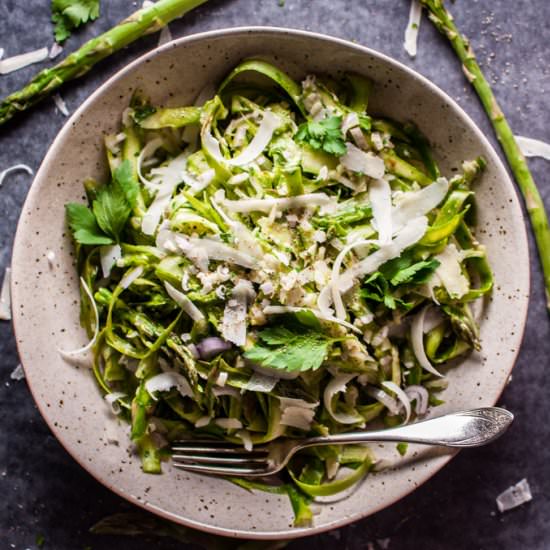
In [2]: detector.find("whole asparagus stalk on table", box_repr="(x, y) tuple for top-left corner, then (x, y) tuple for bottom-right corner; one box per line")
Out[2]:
(420, 0), (550, 309)
(0, 0), (208, 126)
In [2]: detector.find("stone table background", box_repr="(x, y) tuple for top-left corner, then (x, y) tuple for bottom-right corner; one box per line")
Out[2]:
(1, 1), (549, 548)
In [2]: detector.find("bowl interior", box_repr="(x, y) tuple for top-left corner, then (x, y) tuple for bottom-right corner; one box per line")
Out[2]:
(11, 28), (529, 539)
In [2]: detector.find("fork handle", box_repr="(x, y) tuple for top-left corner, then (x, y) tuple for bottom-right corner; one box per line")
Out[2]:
(299, 407), (513, 449)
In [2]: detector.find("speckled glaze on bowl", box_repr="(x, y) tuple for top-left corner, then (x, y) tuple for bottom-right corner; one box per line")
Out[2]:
(11, 27), (529, 539)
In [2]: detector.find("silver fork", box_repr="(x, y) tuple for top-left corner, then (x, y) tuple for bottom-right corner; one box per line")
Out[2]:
(171, 407), (513, 477)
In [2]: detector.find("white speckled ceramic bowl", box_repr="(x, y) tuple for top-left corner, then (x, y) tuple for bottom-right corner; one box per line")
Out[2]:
(12, 27), (529, 539)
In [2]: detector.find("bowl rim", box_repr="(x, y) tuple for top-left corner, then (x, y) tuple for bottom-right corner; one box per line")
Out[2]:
(11, 25), (530, 540)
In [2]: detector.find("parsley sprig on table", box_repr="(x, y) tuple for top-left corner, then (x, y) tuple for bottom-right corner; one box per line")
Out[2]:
(51, 0), (100, 43)
(65, 160), (138, 245)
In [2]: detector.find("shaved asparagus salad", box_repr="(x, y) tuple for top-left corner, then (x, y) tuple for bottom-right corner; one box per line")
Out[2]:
(64, 59), (492, 526)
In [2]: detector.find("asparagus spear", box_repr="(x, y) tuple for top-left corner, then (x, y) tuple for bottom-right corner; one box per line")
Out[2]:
(420, 0), (550, 309)
(0, 0), (208, 126)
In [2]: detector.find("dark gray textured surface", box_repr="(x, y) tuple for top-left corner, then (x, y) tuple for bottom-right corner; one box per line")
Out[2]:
(1, 1), (549, 548)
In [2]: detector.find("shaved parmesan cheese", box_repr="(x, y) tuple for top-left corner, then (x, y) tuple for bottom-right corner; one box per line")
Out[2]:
(57, 277), (99, 367)
(215, 418), (243, 430)
(195, 416), (211, 428)
(221, 280), (255, 346)
(515, 135), (550, 160)
(0, 267), (11, 321)
(145, 372), (193, 400)
(433, 243), (469, 299)
(0, 164), (33, 187)
(53, 93), (69, 116)
(340, 143), (385, 179)
(10, 364), (25, 381)
(175, 235), (258, 269)
(369, 178), (392, 245)
(137, 138), (164, 189)
(324, 373), (363, 424)
(496, 479), (532, 512)
(0, 47), (48, 74)
(341, 112), (359, 135)
(337, 216), (428, 293)
(104, 392), (126, 415)
(350, 126), (368, 150)
(410, 305), (443, 377)
(404, 0), (422, 58)
(278, 396), (318, 431)
(244, 372), (279, 393)
(164, 282), (204, 321)
(381, 381), (411, 424)
(158, 24), (172, 47)
(100, 244), (121, 278)
(236, 429), (253, 451)
(392, 177), (448, 233)
(49, 42), (63, 59)
(222, 192), (331, 213)
(46, 250), (56, 268)
(120, 266), (143, 289)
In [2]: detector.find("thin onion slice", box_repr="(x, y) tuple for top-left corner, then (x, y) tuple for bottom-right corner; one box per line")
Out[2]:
(410, 305), (443, 377)
(404, 0), (422, 58)
(104, 392), (126, 415)
(137, 138), (164, 189)
(0, 164), (33, 187)
(0, 47), (48, 74)
(57, 277), (99, 367)
(202, 111), (280, 167)
(323, 373), (363, 424)
(381, 381), (412, 424)
(367, 386), (400, 415)
(404, 384), (429, 415)
(330, 239), (377, 320)
(164, 282), (204, 322)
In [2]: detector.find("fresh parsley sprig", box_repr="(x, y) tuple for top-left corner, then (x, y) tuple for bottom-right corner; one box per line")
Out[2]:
(51, 0), (100, 43)
(244, 326), (336, 373)
(65, 160), (138, 245)
(361, 251), (440, 310)
(295, 115), (347, 156)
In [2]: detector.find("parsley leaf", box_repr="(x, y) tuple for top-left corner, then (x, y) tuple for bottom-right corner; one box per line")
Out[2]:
(92, 160), (138, 241)
(65, 203), (114, 245)
(295, 116), (347, 156)
(51, 0), (100, 43)
(361, 251), (440, 310)
(244, 326), (334, 373)
(389, 259), (440, 286)
(66, 160), (138, 245)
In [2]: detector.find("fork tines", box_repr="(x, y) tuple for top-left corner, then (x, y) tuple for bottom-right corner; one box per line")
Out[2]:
(171, 439), (271, 476)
